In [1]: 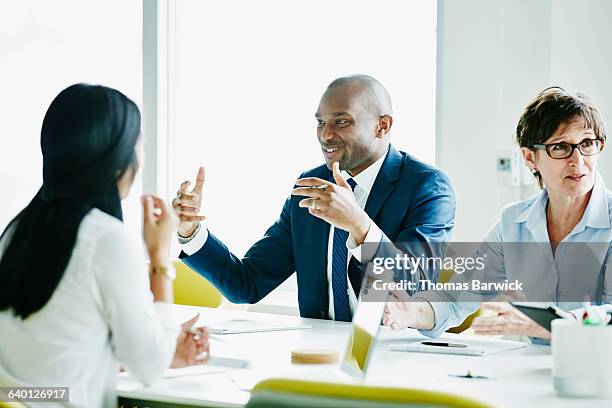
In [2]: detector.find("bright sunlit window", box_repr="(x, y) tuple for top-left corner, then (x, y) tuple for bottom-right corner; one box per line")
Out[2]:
(0, 0), (142, 238)
(171, 0), (437, 303)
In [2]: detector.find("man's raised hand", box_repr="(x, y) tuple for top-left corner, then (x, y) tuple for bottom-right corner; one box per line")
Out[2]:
(172, 166), (206, 238)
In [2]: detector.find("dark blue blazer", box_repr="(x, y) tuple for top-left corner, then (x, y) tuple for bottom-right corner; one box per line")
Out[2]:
(181, 145), (456, 319)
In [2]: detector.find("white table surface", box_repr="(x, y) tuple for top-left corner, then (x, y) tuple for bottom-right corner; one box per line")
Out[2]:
(117, 305), (610, 407)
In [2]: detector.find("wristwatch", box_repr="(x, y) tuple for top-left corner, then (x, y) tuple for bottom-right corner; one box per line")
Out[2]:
(149, 262), (176, 281)
(177, 222), (201, 245)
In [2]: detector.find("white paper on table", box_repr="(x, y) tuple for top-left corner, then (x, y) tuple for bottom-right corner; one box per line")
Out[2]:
(389, 337), (526, 356)
(208, 319), (311, 334)
(164, 364), (228, 378)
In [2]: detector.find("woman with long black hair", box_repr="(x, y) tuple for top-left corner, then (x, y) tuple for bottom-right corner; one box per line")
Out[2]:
(0, 84), (209, 407)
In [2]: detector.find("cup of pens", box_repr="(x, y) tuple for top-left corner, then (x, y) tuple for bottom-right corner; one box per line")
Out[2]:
(552, 318), (612, 397)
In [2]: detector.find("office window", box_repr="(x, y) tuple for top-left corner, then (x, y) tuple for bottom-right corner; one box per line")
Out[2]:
(172, 0), (436, 302)
(0, 1), (143, 238)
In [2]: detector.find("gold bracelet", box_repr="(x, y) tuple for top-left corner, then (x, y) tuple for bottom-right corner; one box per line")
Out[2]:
(149, 262), (176, 281)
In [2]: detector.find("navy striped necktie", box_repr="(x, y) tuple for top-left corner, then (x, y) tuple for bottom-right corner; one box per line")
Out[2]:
(332, 178), (357, 322)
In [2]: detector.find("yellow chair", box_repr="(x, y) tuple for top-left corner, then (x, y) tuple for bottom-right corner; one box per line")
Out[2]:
(447, 309), (480, 334)
(0, 386), (27, 408)
(172, 260), (223, 308)
(0, 402), (27, 408)
(247, 378), (492, 408)
(438, 268), (455, 285)
(0, 377), (27, 408)
(438, 269), (480, 334)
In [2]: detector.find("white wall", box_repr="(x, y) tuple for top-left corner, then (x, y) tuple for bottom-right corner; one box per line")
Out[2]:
(437, 0), (612, 241)
(549, 0), (612, 180)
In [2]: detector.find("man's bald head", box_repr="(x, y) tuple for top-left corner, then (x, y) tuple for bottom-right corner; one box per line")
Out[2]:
(326, 75), (393, 117)
(316, 75), (394, 175)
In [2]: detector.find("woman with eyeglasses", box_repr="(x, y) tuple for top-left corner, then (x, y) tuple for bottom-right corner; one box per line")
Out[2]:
(0, 84), (209, 407)
(384, 87), (611, 341)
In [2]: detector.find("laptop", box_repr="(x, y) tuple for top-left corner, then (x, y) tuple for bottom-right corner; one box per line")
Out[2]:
(228, 298), (386, 390)
(291, 298), (387, 382)
(340, 299), (386, 378)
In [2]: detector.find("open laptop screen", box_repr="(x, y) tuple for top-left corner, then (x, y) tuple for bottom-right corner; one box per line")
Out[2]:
(340, 300), (386, 378)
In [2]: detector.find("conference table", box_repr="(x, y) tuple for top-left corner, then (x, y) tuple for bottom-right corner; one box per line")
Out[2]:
(117, 305), (609, 407)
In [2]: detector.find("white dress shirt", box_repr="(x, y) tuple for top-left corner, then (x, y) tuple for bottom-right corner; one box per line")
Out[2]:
(181, 153), (387, 320)
(0, 209), (180, 408)
(327, 153), (385, 319)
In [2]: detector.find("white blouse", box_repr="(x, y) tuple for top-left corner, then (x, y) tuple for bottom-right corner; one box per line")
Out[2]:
(0, 209), (179, 407)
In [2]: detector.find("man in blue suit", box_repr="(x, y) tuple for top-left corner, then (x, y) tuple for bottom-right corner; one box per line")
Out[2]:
(172, 75), (455, 321)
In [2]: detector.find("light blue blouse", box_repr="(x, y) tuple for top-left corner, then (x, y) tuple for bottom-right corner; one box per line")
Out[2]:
(421, 172), (612, 338)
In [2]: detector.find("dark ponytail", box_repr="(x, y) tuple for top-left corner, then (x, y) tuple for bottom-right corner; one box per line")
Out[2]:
(0, 84), (141, 319)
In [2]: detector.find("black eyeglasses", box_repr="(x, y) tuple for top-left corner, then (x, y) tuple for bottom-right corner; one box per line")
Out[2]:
(531, 138), (604, 159)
